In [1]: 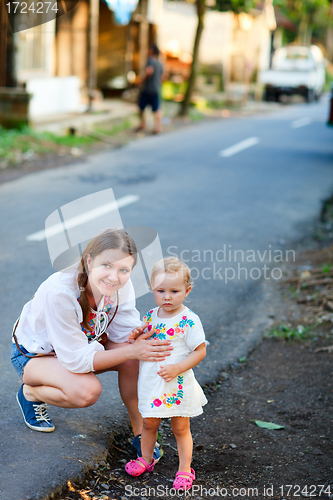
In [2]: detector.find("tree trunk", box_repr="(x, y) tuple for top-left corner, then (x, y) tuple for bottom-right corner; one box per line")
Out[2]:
(179, 0), (206, 117)
(0, 1), (7, 87)
(326, 1), (333, 62)
(138, 0), (149, 81)
(87, 0), (100, 110)
(298, 12), (311, 45)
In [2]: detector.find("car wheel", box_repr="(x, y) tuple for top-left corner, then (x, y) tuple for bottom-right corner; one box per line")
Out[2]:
(306, 88), (314, 103)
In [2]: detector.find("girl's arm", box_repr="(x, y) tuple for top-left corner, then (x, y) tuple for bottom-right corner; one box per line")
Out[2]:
(157, 343), (206, 383)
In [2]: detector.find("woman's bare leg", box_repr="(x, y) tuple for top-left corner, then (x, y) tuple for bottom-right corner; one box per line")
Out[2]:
(104, 340), (143, 436)
(22, 340), (142, 433)
(22, 356), (102, 408)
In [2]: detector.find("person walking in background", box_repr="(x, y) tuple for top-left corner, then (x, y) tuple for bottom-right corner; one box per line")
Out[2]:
(138, 44), (164, 134)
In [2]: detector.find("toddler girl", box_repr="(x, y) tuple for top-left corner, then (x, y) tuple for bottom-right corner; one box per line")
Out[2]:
(125, 257), (208, 490)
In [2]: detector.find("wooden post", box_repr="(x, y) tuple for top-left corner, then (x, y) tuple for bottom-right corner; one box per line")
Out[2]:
(87, 0), (100, 110)
(138, 0), (148, 81)
(0, 0), (7, 86)
(125, 22), (134, 78)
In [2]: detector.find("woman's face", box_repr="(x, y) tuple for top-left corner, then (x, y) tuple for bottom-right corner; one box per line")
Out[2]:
(86, 248), (134, 298)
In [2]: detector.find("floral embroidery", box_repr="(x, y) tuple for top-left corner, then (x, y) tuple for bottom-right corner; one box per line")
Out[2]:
(179, 316), (195, 328)
(143, 311), (195, 341)
(143, 310), (154, 324)
(151, 375), (184, 408)
(79, 296), (114, 341)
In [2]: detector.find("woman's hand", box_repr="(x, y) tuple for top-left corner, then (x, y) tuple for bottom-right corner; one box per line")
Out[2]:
(129, 329), (173, 362)
(127, 322), (150, 343)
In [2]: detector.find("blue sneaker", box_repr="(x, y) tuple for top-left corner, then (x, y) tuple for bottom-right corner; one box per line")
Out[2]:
(16, 384), (55, 432)
(132, 434), (162, 462)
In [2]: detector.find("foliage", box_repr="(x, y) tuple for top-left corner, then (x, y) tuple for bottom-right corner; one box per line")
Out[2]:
(264, 323), (315, 341)
(252, 420), (284, 430)
(215, 0), (257, 13)
(322, 263), (332, 273)
(95, 119), (132, 136)
(274, 0), (333, 45)
(0, 125), (94, 165)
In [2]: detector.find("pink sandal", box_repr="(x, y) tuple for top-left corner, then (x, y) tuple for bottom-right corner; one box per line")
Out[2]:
(173, 468), (195, 490)
(125, 457), (155, 477)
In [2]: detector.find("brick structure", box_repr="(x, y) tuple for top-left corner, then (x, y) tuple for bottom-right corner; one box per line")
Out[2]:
(0, 88), (32, 129)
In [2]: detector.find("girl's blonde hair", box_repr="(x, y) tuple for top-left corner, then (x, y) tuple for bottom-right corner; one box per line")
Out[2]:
(150, 257), (192, 290)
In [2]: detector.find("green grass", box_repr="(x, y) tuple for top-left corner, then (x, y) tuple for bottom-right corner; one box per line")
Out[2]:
(95, 118), (133, 136)
(189, 109), (205, 121)
(322, 263), (332, 273)
(289, 286), (300, 298)
(264, 323), (315, 341)
(41, 132), (94, 147)
(324, 68), (333, 92)
(206, 99), (227, 110)
(0, 126), (95, 165)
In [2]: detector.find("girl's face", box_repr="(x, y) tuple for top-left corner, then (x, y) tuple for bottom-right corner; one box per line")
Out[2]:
(152, 272), (191, 316)
(86, 248), (134, 299)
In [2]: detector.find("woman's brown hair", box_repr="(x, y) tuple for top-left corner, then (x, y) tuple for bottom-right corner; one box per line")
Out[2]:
(78, 228), (137, 329)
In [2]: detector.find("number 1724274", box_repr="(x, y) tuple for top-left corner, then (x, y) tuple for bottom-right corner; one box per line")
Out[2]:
(6, 1), (58, 14)
(279, 485), (331, 497)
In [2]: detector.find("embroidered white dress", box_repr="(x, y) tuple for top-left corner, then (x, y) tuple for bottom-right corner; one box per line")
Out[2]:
(138, 307), (208, 418)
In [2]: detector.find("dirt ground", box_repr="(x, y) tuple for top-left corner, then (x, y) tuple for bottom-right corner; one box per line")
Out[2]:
(55, 334), (333, 500)
(49, 219), (333, 500)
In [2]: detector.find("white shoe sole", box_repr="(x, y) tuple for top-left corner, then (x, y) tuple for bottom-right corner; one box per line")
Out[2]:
(16, 392), (55, 432)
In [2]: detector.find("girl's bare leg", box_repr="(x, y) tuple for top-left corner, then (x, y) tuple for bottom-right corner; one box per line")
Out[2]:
(141, 417), (161, 465)
(171, 416), (192, 472)
(22, 356), (102, 408)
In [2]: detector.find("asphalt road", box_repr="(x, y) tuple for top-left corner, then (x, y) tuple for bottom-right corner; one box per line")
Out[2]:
(0, 97), (332, 499)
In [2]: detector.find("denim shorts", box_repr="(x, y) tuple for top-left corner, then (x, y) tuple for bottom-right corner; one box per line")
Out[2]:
(11, 342), (36, 378)
(139, 91), (160, 112)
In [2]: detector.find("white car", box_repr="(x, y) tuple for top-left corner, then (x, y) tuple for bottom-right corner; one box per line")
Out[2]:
(259, 45), (326, 102)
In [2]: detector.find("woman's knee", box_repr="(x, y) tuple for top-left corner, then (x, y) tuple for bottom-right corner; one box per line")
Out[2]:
(118, 358), (139, 377)
(71, 377), (102, 407)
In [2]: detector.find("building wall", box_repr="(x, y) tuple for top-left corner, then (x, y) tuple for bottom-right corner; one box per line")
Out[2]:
(231, 11), (272, 82)
(158, 0), (272, 87)
(97, 2), (128, 88)
(55, 0), (88, 83)
(158, 0), (233, 66)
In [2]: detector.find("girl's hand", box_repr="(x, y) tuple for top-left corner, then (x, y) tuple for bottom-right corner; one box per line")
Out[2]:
(127, 322), (150, 343)
(130, 330), (173, 362)
(157, 364), (180, 382)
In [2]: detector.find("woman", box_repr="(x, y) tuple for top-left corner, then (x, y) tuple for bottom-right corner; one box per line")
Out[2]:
(11, 228), (172, 460)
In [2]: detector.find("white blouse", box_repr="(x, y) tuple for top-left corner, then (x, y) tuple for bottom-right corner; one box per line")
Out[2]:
(14, 265), (140, 373)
